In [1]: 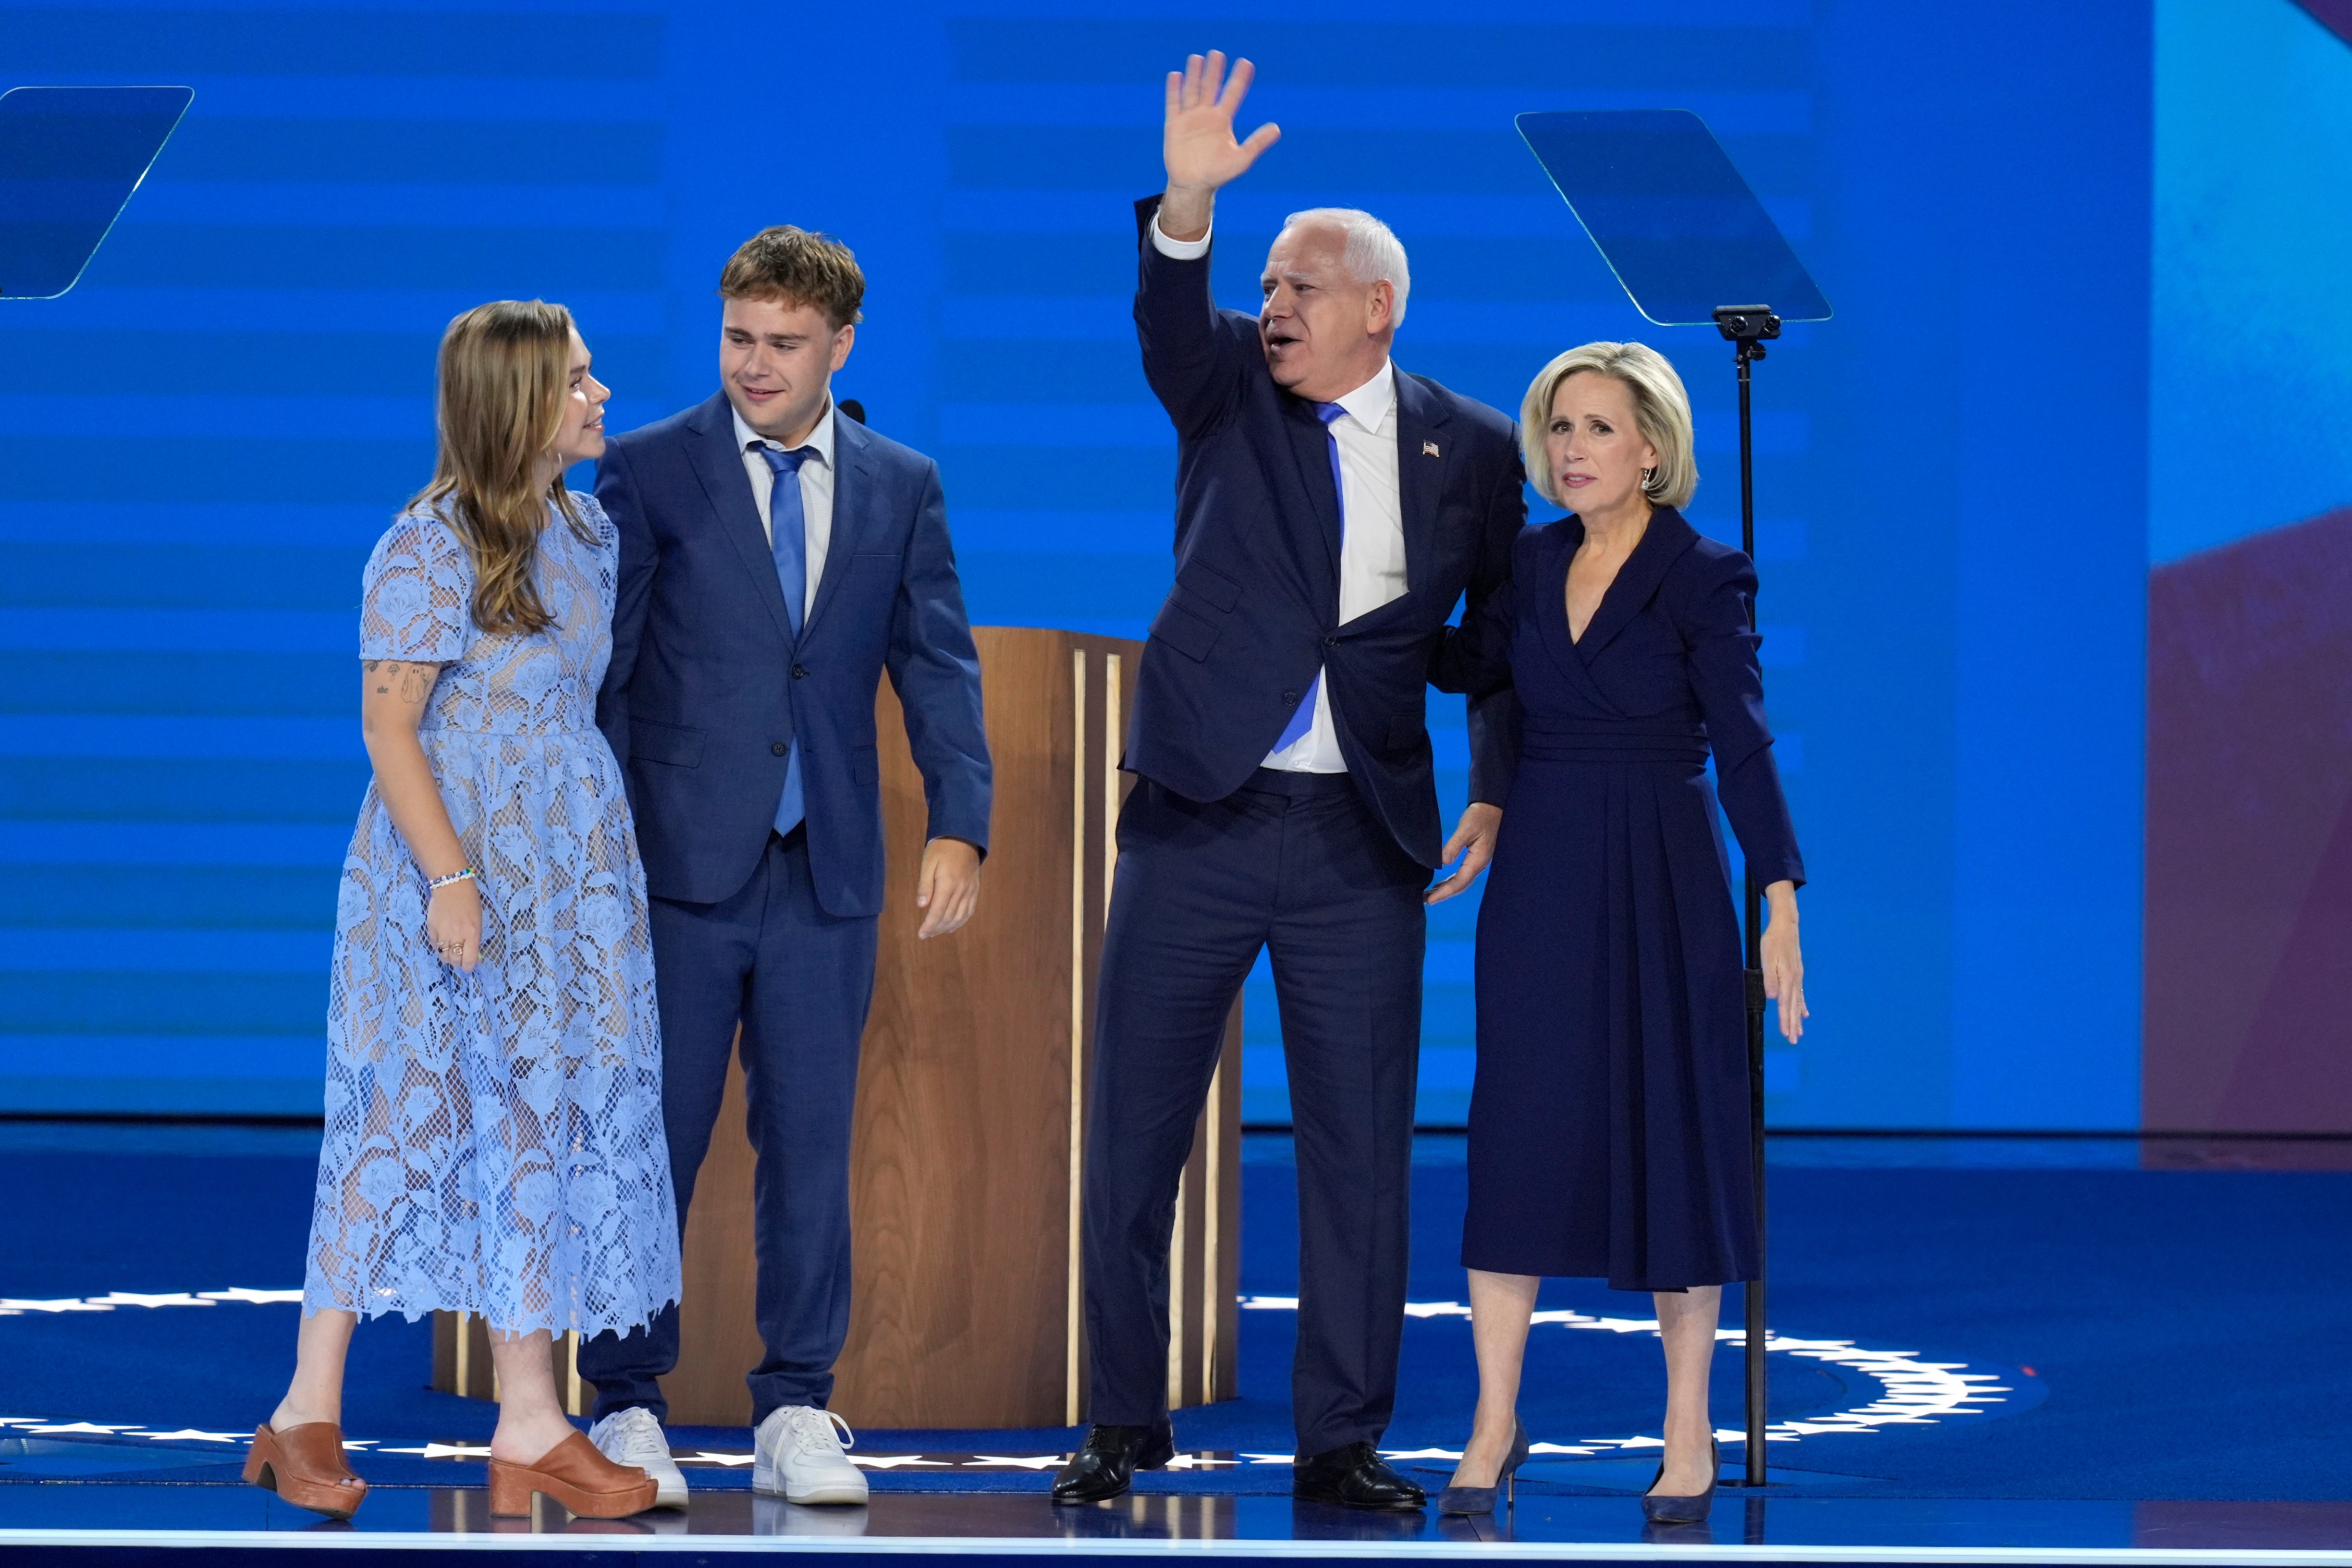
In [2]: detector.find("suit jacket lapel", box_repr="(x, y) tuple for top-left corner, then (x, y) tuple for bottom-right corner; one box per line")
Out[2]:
(1575, 505), (1701, 660)
(686, 392), (795, 646)
(1392, 369), (1447, 600)
(802, 409), (870, 641)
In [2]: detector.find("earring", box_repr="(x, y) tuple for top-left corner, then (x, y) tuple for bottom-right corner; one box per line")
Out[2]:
(1642, 467), (1657, 490)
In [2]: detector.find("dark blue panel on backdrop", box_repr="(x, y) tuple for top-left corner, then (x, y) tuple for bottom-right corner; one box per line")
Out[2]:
(0, 86), (192, 299)
(0, 0), (2149, 1130)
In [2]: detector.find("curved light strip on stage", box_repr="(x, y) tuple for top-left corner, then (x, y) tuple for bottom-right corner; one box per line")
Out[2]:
(0, 1288), (2027, 1472)
(1237, 1296), (2023, 1461)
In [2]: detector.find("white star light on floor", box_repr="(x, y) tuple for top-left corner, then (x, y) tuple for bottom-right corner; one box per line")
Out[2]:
(0, 1298), (110, 1313)
(963, 1455), (1069, 1470)
(196, 1288), (304, 1304)
(378, 1443), (494, 1459)
(135, 1430), (245, 1443)
(844, 1455), (953, 1469)
(90, 1292), (213, 1309)
(26, 1422), (142, 1435)
(1160, 1454), (1237, 1469)
(676, 1452), (757, 1467)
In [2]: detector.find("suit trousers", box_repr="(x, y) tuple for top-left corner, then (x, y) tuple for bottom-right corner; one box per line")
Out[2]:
(1084, 769), (1425, 1453)
(578, 826), (878, 1424)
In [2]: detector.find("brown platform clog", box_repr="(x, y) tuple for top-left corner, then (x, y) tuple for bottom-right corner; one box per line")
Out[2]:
(243, 1421), (368, 1519)
(488, 1430), (658, 1518)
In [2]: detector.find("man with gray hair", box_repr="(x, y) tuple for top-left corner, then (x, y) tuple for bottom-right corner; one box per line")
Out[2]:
(1053, 52), (1524, 1509)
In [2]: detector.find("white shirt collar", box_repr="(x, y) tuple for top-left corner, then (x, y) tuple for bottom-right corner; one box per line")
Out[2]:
(732, 396), (836, 466)
(1323, 359), (1396, 434)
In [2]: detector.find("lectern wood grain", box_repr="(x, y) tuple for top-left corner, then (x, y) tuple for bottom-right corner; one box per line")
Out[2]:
(833, 628), (1088, 1427)
(433, 628), (1241, 1429)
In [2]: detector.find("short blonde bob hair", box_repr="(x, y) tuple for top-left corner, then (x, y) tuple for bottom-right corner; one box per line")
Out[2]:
(1520, 341), (1698, 511)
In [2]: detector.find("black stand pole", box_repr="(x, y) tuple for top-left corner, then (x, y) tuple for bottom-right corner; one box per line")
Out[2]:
(1713, 303), (1780, 1491)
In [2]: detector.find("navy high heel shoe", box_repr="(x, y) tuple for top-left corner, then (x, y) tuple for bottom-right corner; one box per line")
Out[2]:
(1436, 1421), (1530, 1516)
(1640, 1438), (1718, 1524)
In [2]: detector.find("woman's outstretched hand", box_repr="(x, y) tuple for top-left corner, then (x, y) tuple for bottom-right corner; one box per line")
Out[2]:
(1426, 803), (1502, 904)
(1761, 880), (1805, 1042)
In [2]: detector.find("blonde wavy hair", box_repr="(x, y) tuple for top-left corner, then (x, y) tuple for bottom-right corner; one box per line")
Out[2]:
(410, 300), (593, 638)
(1520, 341), (1698, 510)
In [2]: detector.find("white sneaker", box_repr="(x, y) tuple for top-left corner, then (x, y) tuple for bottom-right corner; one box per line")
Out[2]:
(588, 1406), (688, 1509)
(752, 1406), (868, 1506)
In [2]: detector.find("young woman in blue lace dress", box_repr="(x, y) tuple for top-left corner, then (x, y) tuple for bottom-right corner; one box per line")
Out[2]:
(246, 302), (679, 1521)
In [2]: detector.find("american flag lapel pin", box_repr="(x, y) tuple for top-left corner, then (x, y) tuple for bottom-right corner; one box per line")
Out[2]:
(1422, 441), (1441, 458)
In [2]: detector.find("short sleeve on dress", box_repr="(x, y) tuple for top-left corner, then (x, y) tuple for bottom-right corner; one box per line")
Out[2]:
(360, 512), (474, 662)
(570, 490), (618, 553)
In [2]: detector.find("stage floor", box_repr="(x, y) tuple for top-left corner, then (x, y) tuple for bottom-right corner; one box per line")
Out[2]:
(5, 1125), (2352, 1565)
(7, 1486), (2352, 1564)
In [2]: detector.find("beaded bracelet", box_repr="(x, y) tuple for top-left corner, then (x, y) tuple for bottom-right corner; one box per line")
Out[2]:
(428, 865), (480, 891)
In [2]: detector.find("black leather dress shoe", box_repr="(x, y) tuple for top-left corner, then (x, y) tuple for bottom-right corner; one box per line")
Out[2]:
(1292, 1441), (1426, 1510)
(1051, 1421), (1176, 1504)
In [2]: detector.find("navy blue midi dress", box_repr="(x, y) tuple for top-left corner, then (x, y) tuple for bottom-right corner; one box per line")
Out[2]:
(1442, 508), (1803, 1291)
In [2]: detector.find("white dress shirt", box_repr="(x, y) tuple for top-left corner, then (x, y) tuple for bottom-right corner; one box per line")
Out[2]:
(734, 399), (837, 622)
(1265, 361), (1406, 771)
(1153, 211), (1410, 773)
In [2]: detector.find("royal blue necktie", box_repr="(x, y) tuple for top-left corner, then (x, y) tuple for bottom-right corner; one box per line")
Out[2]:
(1271, 401), (1349, 755)
(760, 444), (814, 833)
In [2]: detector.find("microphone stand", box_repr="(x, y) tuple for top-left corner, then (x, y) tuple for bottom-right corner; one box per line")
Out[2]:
(1713, 303), (1779, 1492)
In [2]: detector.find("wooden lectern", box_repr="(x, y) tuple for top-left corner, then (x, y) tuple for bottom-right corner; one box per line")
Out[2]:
(435, 627), (1241, 1429)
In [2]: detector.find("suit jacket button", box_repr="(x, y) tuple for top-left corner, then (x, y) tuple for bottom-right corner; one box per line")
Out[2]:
(1282, 690), (1298, 705)
(791, 664), (808, 679)
(771, 741), (787, 756)
(1322, 636), (1338, 647)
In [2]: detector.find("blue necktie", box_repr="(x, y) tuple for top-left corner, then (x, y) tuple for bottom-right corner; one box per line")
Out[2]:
(1272, 402), (1348, 755)
(760, 444), (814, 833)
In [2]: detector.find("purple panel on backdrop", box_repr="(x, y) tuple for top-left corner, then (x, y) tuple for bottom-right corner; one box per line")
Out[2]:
(2146, 505), (2352, 1130)
(2291, 0), (2352, 49)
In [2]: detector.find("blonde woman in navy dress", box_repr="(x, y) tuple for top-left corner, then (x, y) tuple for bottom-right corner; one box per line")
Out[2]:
(1432, 343), (1808, 1523)
(245, 302), (678, 1520)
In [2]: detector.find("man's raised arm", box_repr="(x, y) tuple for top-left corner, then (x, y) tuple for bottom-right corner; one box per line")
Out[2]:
(1156, 51), (1279, 243)
(1136, 51), (1280, 440)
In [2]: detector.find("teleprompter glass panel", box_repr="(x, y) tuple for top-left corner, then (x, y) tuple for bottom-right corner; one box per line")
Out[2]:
(0, 86), (193, 300)
(1517, 109), (1829, 327)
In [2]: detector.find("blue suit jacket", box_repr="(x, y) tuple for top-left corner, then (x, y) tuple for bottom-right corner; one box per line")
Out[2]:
(1127, 197), (1525, 868)
(594, 392), (992, 916)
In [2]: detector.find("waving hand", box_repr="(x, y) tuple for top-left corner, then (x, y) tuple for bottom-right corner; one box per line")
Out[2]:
(1159, 52), (1280, 241)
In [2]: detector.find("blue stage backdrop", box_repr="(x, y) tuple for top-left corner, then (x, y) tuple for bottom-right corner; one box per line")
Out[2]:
(2143, 0), (2352, 1134)
(0, 0), (2150, 1127)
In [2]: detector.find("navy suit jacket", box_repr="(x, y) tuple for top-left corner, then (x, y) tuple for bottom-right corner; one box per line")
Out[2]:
(594, 393), (992, 916)
(1128, 196), (1525, 868)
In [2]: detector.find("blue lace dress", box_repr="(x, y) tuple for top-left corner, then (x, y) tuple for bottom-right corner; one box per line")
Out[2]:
(303, 495), (680, 1336)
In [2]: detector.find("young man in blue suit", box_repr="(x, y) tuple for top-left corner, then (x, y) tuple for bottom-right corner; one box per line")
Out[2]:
(1051, 55), (1522, 1510)
(578, 227), (992, 1508)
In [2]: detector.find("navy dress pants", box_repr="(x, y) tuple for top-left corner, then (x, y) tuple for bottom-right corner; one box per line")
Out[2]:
(578, 826), (878, 1424)
(1084, 770), (1426, 1454)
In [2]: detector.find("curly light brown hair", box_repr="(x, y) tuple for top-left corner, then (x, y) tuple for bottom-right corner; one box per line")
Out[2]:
(718, 225), (866, 331)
